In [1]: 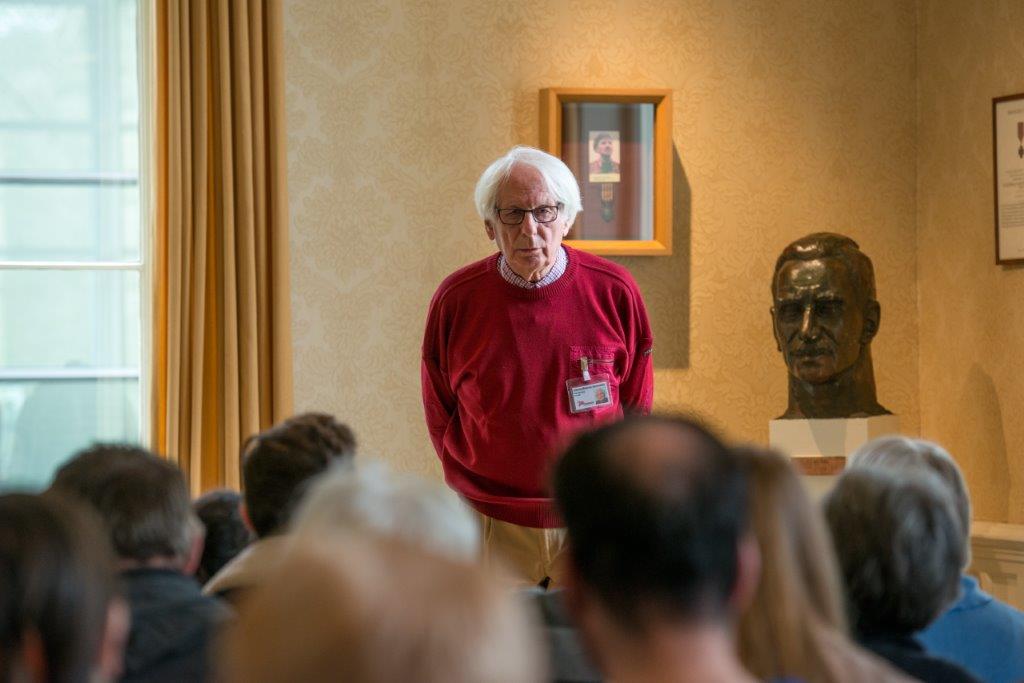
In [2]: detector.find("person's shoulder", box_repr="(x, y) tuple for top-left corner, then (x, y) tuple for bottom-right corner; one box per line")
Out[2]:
(570, 247), (642, 292)
(430, 254), (496, 305)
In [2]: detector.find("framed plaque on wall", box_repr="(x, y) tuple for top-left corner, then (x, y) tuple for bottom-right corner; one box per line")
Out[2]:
(994, 92), (1024, 265)
(540, 88), (673, 256)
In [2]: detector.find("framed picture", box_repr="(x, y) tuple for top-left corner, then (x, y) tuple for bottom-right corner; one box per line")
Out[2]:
(540, 88), (673, 256)
(993, 92), (1024, 264)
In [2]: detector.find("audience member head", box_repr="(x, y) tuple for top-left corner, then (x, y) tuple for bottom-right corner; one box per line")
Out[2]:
(222, 534), (543, 683)
(553, 414), (757, 677)
(49, 444), (202, 571)
(849, 436), (971, 568)
(193, 489), (253, 584)
(733, 446), (848, 681)
(291, 461), (479, 562)
(241, 412), (356, 538)
(825, 467), (965, 637)
(0, 493), (129, 683)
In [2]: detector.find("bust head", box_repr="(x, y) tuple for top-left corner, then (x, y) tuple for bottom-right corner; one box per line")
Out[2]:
(770, 233), (888, 419)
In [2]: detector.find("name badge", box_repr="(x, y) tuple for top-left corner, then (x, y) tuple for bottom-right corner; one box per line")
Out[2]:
(566, 375), (613, 414)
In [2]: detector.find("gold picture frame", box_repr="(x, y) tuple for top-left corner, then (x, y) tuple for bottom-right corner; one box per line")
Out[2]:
(540, 87), (673, 256)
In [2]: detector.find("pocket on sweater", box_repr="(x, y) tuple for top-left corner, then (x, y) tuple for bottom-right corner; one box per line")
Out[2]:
(567, 345), (620, 415)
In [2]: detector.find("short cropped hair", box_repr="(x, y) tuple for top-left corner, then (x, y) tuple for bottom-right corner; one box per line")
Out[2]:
(50, 444), (197, 562)
(193, 490), (253, 584)
(772, 232), (877, 303)
(592, 132), (612, 151)
(825, 468), (964, 635)
(0, 493), (118, 683)
(222, 534), (543, 683)
(292, 461), (479, 562)
(849, 436), (972, 567)
(474, 146), (582, 225)
(553, 415), (747, 630)
(242, 412), (356, 538)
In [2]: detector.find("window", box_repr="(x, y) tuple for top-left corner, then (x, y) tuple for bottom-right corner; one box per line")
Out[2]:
(0, 0), (141, 489)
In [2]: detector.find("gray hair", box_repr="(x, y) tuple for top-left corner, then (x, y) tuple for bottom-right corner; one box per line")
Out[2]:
(824, 468), (964, 635)
(49, 443), (199, 563)
(474, 146), (582, 225)
(291, 461), (480, 562)
(849, 436), (971, 568)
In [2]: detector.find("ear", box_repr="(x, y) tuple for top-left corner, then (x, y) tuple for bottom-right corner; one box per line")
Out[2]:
(560, 557), (611, 673)
(769, 306), (782, 352)
(19, 629), (48, 682)
(96, 598), (131, 682)
(561, 557), (585, 623)
(484, 219), (496, 241)
(240, 501), (255, 535)
(182, 527), (205, 577)
(861, 300), (880, 344)
(728, 533), (762, 615)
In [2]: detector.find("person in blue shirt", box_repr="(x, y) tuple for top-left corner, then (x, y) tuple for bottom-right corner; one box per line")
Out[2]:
(850, 436), (1024, 683)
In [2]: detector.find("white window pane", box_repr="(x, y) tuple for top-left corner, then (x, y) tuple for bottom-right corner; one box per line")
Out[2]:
(0, 3), (92, 124)
(0, 0), (139, 174)
(0, 183), (140, 261)
(0, 130), (96, 174)
(0, 378), (139, 490)
(0, 0), (142, 492)
(0, 269), (140, 368)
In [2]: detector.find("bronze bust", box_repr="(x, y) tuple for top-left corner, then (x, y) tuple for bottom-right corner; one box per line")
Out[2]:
(770, 233), (890, 419)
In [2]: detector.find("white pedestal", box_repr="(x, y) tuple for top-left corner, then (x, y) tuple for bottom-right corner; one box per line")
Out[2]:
(769, 414), (901, 499)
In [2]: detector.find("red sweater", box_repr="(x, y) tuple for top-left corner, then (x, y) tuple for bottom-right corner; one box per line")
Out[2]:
(421, 246), (654, 527)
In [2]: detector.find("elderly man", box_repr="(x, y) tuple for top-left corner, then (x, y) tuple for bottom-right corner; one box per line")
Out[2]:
(422, 145), (654, 586)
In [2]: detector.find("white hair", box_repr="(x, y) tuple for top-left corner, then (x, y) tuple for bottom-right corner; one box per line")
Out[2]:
(473, 146), (582, 224)
(290, 461), (480, 563)
(849, 436), (972, 568)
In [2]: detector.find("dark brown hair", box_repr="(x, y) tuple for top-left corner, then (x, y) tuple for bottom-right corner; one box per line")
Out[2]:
(0, 493), (119, 683)
(242, 412), (356, 538)
(50, 444), (196, 561)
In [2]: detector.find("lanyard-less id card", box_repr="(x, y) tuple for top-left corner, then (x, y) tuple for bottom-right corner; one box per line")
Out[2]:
(566, 357), (613, 414)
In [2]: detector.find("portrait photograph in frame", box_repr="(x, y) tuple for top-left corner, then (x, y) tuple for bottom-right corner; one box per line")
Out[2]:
(993, 92), (1024, 264)
(540, 88), (672, 256)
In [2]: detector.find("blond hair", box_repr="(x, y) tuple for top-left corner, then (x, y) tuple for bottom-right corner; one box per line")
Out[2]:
(735, 446), (849, 682)
(221, 533), (544, 683)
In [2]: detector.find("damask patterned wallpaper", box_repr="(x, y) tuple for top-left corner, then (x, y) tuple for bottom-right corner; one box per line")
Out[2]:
(283, 0), (920, 480)
(918, 1), (1024, 523)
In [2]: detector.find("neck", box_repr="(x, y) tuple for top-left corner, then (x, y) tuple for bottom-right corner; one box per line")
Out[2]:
(517, 263), (552, 282)
(118, 556), (185, 572)
(783, 349), (889, 419)
(600, 623), (755, 683)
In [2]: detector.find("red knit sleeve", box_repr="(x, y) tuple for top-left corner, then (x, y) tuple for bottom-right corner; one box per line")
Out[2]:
(619, 282), (654, 415)
(421, 289), (457, 458)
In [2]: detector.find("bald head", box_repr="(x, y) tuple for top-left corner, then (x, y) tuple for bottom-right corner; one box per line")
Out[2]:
(553, 415), (747, 630)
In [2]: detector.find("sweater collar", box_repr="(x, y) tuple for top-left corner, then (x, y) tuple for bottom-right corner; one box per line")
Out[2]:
(490, 245), (580, 300)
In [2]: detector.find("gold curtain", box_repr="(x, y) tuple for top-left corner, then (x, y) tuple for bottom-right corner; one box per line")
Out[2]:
(150, 0), (293, 493)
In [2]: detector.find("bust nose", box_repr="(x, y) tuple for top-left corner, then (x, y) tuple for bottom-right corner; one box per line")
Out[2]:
(798, 305), (820, 341)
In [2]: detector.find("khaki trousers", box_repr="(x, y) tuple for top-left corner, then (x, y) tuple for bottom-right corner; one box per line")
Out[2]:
(478, 513), (569, 588)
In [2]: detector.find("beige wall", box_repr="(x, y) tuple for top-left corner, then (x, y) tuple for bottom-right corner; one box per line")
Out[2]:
(283, 0), (920, 479)
(917, 1), (1024, 523)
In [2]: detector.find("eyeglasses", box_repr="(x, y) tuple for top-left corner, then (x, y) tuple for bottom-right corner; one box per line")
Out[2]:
(494, 204), (562, 226)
